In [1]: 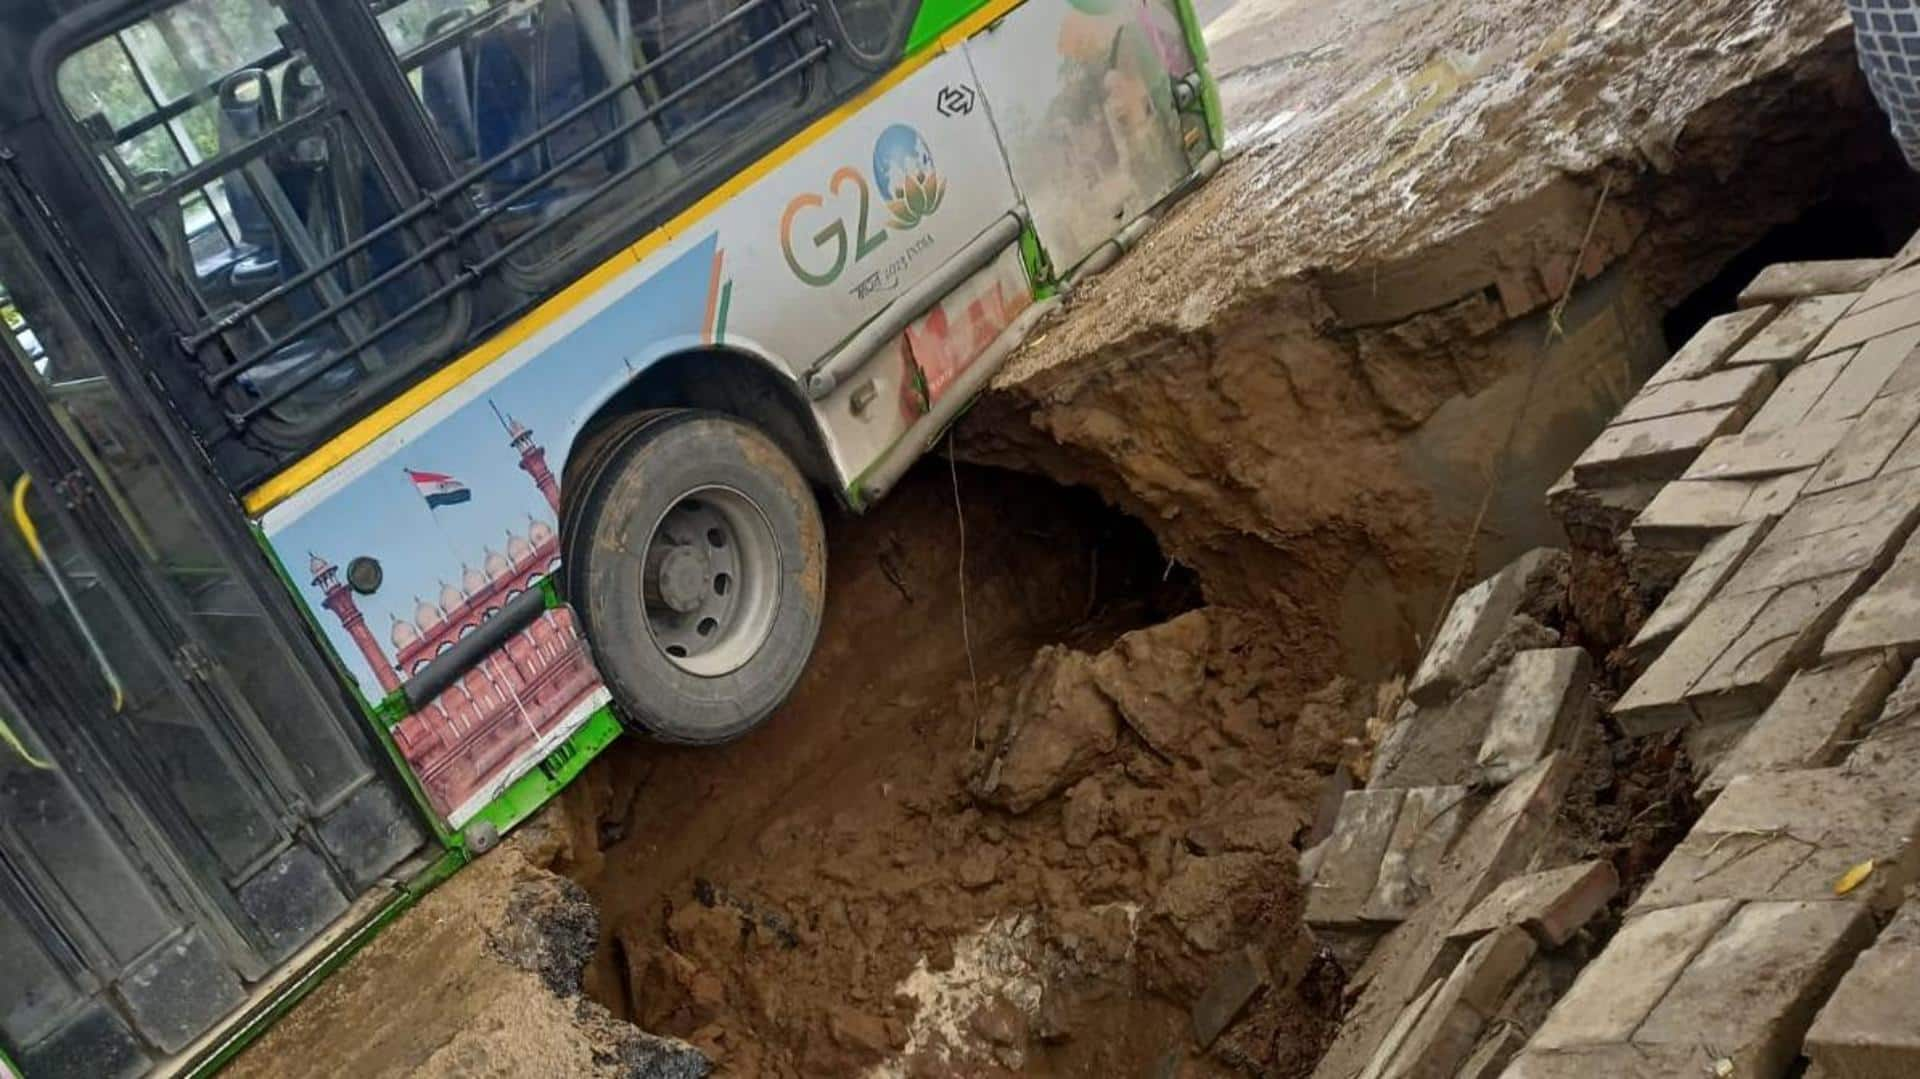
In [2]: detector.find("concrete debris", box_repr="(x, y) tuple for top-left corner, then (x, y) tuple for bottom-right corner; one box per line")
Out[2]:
(1362, 786), (1477, 924)
(1450, 861), (1619, 949)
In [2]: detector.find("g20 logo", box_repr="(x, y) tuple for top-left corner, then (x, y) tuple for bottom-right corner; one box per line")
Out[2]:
(780, 125), (946, 289)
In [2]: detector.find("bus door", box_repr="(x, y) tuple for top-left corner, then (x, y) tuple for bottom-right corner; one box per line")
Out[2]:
(0, 196), (428, 1075)
(961, 0), (1212, 273)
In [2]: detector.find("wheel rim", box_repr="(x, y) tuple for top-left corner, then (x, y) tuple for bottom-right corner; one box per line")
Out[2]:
(638, 484), (781, 677)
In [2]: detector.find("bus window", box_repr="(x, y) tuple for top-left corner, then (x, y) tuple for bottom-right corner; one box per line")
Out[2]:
(371, 0), (813, 283)
(54, 0), (459, 431)
(825, 0), (915, 61)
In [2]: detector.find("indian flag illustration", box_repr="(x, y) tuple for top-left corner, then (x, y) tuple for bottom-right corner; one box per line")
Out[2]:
(405, 468), (472, 510)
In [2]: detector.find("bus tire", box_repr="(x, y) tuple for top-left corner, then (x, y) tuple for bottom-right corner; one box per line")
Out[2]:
(571, 410), (826, 744)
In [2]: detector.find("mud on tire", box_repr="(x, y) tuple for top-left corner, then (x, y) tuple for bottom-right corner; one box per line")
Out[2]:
(568, 410), (826, 744)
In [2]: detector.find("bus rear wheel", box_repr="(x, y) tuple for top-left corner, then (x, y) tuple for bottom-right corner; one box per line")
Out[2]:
(570, 411), (826, 744)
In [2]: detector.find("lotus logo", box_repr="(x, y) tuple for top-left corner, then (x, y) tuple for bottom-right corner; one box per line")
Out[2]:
(872, 124), (945, 230)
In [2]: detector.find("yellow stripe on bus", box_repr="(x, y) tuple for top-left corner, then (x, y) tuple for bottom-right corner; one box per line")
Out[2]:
(243, 0), (1021, 517)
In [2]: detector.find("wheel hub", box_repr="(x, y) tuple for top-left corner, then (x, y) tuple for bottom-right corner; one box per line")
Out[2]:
(653, 545), (709, 613)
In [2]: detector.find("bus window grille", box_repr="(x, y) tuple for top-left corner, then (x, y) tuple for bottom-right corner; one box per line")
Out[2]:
(222, 34), (827, 429)
(185, 0), (818, 427)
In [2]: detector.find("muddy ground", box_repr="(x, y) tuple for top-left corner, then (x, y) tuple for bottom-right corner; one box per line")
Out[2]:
(230, 0), (1920, 1076)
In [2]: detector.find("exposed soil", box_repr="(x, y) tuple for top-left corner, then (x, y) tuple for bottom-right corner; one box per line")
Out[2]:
(561, 461), (1368, 1076)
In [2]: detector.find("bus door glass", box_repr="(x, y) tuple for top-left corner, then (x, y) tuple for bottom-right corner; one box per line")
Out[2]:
(0, 192), (428, 1064)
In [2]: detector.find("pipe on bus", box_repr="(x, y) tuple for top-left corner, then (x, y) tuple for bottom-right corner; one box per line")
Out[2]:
(858, 296), (1061, 504)
(805, 211), (1027, 401)
(1065, 148), (1222, 289)
(401, 587), (550, 711)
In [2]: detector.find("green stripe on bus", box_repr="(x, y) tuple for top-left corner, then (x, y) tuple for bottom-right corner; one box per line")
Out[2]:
(906, 0), (993, 52)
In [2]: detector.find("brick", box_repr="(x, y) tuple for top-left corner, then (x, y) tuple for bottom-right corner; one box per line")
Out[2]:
(1846, 663), (1920, 778)
(1312, 757), (1575, 1079)
(1879, 337), (1920, 398)
(1716, 473), (1920, 597)
(1191, 945), (1268, 1048)
(1370, 689), (1499, 791)
(1818, 293), (1920, 357)
(1451, 861), (1619, 948)
(1645, 306), (1777, 387)
(1408, 549), (1562, 706)
(1363, 786), (1476, 922)
(1373, 927), (1535, 1079)
(1630, 520), (1771, 655)
(1454, 1026), (1524, 1079)
(1702, 653), (1898, 794)
(1571, 408), (1747, 487)
(1740, 261), (1890, 308)
(1475, 649), (1593, 785)
(1503, 1045), (1728, 1078)
(1687, 571), (1866, 723)
(1614, 364), (1776, 425)
(1530, 900), (1739, 1049)
(1826, 528), (1920, 659)
(1851, 260), (1920, 314)
(1804, 905), (1920, 1078)
(1357, 980), (1440, 1079)
(1807, 326), (1920, 424)
(1614, 587), (1774, 735)
(1728, 292), (1858, 366)
(1633, 767), (1920, 911)
(1635, 900), (1875, 1076)
(1749, 348), (1853, 433)
(1805, 390), (1920, 496)
(1629, 471), (1806, 551)
(1307, 789), (1405, 927)
(1683, 420), (1855, 481)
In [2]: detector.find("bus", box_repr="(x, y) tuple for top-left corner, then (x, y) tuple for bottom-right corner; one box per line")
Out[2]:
(0, 0), (1219, 1074)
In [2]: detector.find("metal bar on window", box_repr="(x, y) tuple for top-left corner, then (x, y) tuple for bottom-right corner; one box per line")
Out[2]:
(182, 0), (794, 353)
(126, 106), (339, 215)
(227, 42), (827, 426)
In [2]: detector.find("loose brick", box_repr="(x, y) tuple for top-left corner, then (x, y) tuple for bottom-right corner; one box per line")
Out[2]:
(1633, 767), (1920, 911)
(1503, 1045), (1728, 1078)
(1408, 549), (1562, 706)
(1614, 364), (1776, 425)
(1748, 348), (1853, 433)
(1804, 905), (1920, 1078)
(1807, 326), (1920, 424)
(1311, 757), (1575, 1079)
(1683, 420), (1855, 481)
(1454, 1026), (1524, 1079)
(1371, 927), (1535, 1079)
(1363, 786), (1476, 922)
(1476, 649), (1593, 785)
(1630, 520), (1771, 655)
(1728, 292), (1858, 366)
(1572, 409), (1748, 487)
(1307, 789), (1405, 927)
(1634, 900), (1875, 1076)
(1645, 306), (1778, 387)
(1805, 390), (1920, 496)
(1451, 861), (1619, 948)
(1740, 260), (1890, 308)
(1702, 653), (1898, 794)
(1530, 900), (1739, 1049)
(1191, 945), (1268, 1048)
(1357, 980), (1440, 1079)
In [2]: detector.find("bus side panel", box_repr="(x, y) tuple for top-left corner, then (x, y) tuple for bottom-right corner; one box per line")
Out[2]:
(963, 0), (1203, 273)
(251, 49), (1019, 830)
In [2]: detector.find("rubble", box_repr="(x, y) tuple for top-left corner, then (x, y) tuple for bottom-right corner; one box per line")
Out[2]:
(1408, 548), (1567, 706)
(1449, 861), (1618, 949)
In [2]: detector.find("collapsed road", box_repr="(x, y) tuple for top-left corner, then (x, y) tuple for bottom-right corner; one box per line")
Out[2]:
(226, 0), (1920, 1076)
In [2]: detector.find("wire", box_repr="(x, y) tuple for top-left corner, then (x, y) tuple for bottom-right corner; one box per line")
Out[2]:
(948, 434), (981, 748)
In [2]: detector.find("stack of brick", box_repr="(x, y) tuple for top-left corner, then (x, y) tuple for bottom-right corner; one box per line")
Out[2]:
(1502, 249), (1920, 1077)
(1303, 548), (1617, 1079)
